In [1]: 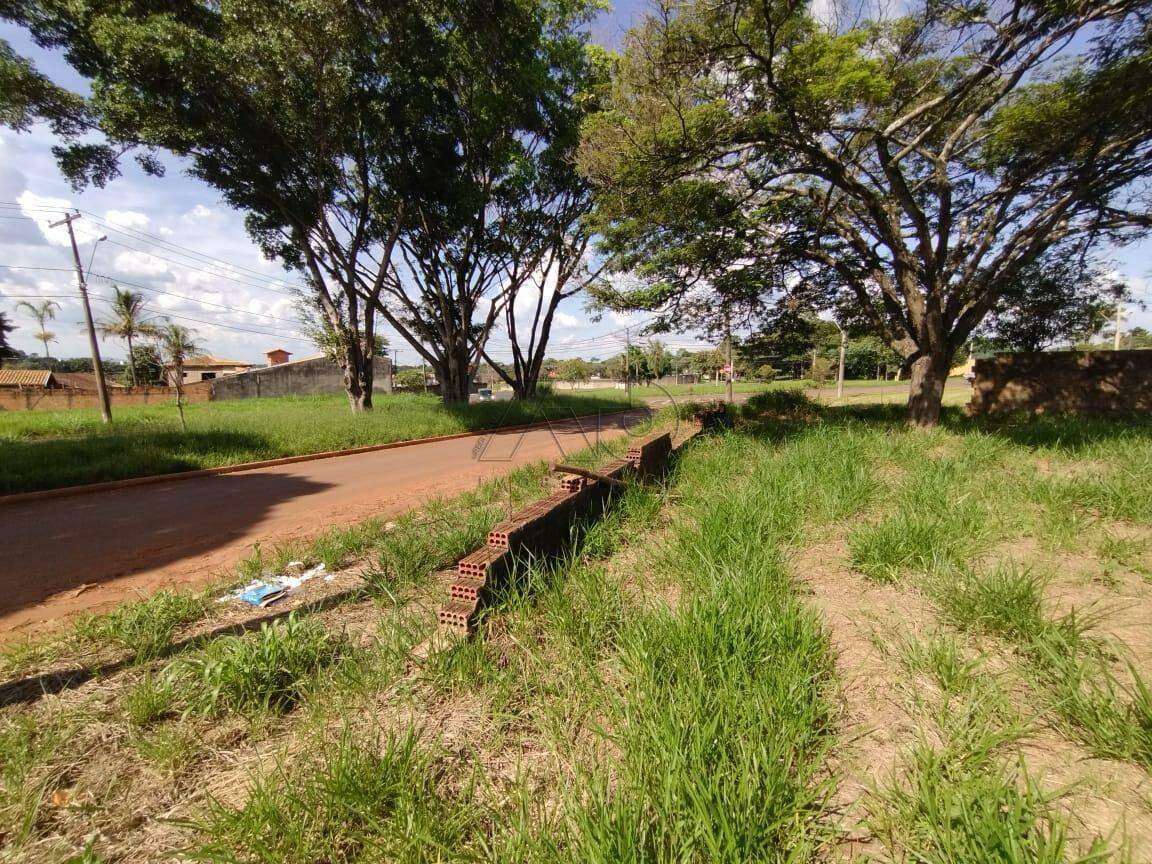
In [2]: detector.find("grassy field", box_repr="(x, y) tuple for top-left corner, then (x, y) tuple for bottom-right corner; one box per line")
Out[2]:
(0, 391), (631, 495)
(3, 396), (1150, 862)
(573, 380), (784, 397)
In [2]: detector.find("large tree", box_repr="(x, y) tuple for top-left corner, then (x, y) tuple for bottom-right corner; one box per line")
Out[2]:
(381, 0), (603, 402)
(581, 0), (1152, 424)
(4, 0), (538, 410)
(6, 0), (600, 407)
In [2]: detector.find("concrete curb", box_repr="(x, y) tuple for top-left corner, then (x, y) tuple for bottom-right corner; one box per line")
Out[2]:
(0, 408), (649, 508)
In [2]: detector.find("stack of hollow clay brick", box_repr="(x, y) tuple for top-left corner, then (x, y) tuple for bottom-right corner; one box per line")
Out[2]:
(435, 420), (709, 640)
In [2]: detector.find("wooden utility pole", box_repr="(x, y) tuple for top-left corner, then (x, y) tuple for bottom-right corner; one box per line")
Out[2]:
(625, 326), (632, 406)
(1113, 295), (1125, 350)
(724, 312), (734, 405)
(832, 321), (847, 401)
(51, 211), (111, 423)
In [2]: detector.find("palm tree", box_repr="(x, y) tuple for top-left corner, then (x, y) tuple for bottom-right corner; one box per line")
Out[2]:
(97, 286), (161, 386)
(155, 322), (201, 431)
(15, 299), (60, 364)
(0, 311), (16, 368)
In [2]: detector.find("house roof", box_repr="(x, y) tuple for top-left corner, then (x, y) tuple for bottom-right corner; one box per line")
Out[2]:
(265, 347), (293, 355)
(176, 355), (256, 369)
(0, 369), (52, 387)
(52, 371), (123, 390)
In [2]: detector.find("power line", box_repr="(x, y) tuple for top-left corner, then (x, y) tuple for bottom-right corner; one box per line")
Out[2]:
(98, 237), (299, 295)
(0, 201), (308, 293)
(3, 269), (306, 328)
(87, 272), (304, 327)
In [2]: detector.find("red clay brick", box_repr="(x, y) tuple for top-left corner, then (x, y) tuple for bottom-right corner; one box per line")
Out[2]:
(438, 599), (478, 633)
(458, 546), (510, 578)
(449, 576), (486, 603)
(559, 475), (585, 493)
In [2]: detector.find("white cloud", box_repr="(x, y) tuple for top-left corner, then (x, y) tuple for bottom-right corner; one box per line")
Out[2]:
(554, 310), (580, 328)
(103, 209), (150, 231)
(609, 310), (642, 326)
(112, 250), (170, 277)
(183, 204), (218, 222)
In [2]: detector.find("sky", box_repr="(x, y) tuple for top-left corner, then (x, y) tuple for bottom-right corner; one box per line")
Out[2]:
(0, 1), (1148, 367)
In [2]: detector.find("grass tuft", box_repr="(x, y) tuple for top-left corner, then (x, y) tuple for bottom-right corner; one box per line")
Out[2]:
(870, 710), (1123, 863)
(193, 731), (479, 864)
(174, 613), (345, 717)
(75, 590), (210, 661)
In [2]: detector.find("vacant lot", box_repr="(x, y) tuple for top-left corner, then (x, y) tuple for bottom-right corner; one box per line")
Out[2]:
(0, 391), (631, 495)
(3, 395), (1150, 862)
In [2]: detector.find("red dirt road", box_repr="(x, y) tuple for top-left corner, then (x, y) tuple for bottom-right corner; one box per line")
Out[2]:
(0, 411), (648, 640)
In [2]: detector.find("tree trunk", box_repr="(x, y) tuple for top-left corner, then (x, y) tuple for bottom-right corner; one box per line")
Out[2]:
(438, 348), (473, 404)
(338, 341), (374, 413)
(126, 334), (136, 387)
(905, 353), (950, 427)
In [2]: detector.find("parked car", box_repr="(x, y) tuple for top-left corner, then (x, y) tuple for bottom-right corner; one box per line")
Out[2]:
(477, 387), (493, 402)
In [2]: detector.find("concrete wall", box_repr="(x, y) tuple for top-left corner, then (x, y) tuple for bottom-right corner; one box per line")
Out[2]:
(554, 380), (625, 390)
(200, 355), (392, 401)
(0, 386), (206, 412)
(969, 350), (1152, 416)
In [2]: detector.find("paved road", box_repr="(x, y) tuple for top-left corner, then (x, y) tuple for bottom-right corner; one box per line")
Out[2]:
(0, 410), (651, 639)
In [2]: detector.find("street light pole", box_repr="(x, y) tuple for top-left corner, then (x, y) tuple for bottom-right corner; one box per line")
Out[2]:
(831, 320), (847, 401)
(1113, 294), (1125, 351)
(51, 212), (112, 424)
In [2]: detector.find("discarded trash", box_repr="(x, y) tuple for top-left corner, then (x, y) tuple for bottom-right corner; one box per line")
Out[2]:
(218, 563), (328, 607)
(238, 584), (287, 607)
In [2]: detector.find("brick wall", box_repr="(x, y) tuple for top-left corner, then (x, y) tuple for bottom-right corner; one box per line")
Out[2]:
(969, 350), (1152, 416)
(0, 385), (205, 412)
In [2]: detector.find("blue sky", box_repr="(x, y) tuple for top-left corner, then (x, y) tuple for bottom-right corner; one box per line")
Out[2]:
(0, 2), (1148, 366)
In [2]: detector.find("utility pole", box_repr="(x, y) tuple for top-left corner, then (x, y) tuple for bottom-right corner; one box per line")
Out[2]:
(627, 328), (636, 404)
(724, 311), (734, 404)
(832, 321), (847, 401)
(391, 349), (398, 391)
(421, 357), (428, 394)
(51, 211), (111, 423)
(1113, 294), (1125, 351)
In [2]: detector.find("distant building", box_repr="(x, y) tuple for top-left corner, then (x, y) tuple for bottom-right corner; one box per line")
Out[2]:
(0, 369), (55, 389)
(265, 348), (293, 367)
(0, 369), (121, 390)
(52, 371), (124, 390)
(167, 355), (256, 385)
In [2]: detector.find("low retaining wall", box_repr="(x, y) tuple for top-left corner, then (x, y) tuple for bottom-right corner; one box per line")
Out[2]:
(434, 406), (722, 641)
(0, 386), (204, 412)
(969, 350), (1152, 416)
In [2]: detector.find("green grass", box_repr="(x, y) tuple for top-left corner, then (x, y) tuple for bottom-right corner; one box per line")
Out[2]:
(193, 730), (481, 864)
(931, 562), (1152, 769)
(0, 710), (83, 848)
(173, 613), (347, 717)
(0, 391), (631, 494)
(4, 397), (1152, 860)
(870, 710), (1121, 863)
(74, 589), (211, 662)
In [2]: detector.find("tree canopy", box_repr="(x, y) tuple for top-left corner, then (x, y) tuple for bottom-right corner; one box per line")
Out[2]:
(5, 0), (600, 407)
(581, 0), (1152, 424)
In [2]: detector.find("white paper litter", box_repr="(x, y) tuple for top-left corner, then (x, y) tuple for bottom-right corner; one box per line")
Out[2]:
(217, 562), (328, 604)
